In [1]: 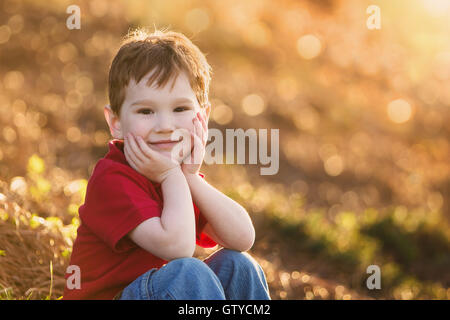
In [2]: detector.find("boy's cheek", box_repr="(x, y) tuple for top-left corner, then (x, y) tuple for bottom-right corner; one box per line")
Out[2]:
(184, 114), (196, 127)
(177, 120), (196, 136)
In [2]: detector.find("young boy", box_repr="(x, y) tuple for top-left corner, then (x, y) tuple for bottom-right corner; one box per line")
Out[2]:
(63, 28), (271, 300)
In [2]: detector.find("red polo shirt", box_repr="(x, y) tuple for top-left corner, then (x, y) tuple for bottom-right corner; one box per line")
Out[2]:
(63, 139), (216, 300)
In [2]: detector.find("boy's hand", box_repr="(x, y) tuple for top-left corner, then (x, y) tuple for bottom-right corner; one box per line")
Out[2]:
(124, 132), (181, 184)
(181, 111), (208, 176)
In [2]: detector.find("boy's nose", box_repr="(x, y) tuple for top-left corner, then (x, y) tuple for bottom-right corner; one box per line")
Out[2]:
(154, 113), (175, 132)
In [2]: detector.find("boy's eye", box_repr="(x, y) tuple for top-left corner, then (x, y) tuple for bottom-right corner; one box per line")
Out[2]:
(174, 106), (190, 112)
(138, 109), (153, 115)
(137, 106), (190, 114)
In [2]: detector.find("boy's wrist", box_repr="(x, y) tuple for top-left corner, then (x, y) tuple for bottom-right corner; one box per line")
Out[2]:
(158, 166), (184, 184)
(184, 172), (202, 185)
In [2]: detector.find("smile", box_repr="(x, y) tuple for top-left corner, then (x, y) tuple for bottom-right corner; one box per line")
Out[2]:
(148, 139), (182, 149)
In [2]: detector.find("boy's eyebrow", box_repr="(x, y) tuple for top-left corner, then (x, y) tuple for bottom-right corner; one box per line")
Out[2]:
(130, 97), (195, 107)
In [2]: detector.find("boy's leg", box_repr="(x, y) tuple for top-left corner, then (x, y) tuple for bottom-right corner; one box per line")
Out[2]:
(203, 248), (271, 300)
(120, 257), (226, 300)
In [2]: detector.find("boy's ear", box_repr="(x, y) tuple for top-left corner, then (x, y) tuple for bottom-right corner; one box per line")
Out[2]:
(104, 105), (123, 139)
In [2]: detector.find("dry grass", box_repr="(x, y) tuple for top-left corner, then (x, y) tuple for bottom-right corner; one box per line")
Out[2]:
(0, 180), (69, 300)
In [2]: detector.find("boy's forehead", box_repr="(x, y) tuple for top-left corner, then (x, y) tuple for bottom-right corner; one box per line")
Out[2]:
(124, 69), (197, 105)
(129, 69), (191, 93)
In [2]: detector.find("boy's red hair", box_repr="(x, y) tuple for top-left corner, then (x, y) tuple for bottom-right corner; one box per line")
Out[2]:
(108, 28), (212, 116)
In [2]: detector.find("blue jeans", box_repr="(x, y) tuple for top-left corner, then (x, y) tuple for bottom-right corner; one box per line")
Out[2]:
(119, 248), (271, 300)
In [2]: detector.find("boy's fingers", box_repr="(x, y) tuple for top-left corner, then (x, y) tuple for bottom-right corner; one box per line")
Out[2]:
(192, 134), (204, 165)
(126, 134), (146, 163)
(126, 152), (139, 171)
(197, 111), (207, 132)
(170, 129), (191, 162)
(203, 128), (208, 146)
(124, 141), (141, 169)
(137, 136), (181, 166)
(189, 129), (204, 165)
(193, 117), (201, 139)
(193, 130), (203, 148)
(181, 129), (198, 165)
(194, 117), (206, 147)
(123, 137), (134, 162)
(193, 118), (198, 139)
(124, 138), (142, 166)
(134, 135), (160, 160)
(196, 112), (208, 146)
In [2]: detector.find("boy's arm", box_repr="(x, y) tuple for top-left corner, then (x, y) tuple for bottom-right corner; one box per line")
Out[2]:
(185, 173), (255, 252)
(128, 167), (196, 260)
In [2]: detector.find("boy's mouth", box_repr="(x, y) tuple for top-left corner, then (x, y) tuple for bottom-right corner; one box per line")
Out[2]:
(148, 138), (182, 149)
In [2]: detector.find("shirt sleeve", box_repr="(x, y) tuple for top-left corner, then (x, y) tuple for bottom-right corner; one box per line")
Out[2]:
(80, 164), (161, 253)
(194, 172), (217, 248)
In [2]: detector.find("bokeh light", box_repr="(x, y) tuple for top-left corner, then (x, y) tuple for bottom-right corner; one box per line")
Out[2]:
(296, 34), (322, 60)
(241, 94), (266, 116)
(185, 8), (210, 34)
(0, 25), (11, 44)
(211, 102), (233, 125)
(387, 99), (413, 124)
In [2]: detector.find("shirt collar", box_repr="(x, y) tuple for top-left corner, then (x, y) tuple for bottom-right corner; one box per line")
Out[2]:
(105, 139), (127, 165)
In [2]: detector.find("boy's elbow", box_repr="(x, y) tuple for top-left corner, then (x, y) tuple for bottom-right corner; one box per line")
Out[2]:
(177, 240), (196, 258)
(242, 229), (255, 252)
(242, 210), (256, 252)
(164, 238), (196, 261)
(232, 226), (255, 252)
(231, 239), (254, 253)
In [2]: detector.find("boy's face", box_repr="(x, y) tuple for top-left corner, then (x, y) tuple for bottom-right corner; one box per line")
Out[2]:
(105, 69), (210, 158)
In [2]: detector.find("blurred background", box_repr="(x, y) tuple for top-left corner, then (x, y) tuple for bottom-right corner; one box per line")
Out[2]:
(0, 0), (449, 299)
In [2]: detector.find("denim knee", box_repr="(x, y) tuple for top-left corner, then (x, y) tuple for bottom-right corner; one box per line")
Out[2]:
(203, 248), (270, 299)
(214, 249), (263, 273)
(158, 257), (226, 299)
(166, 257), (210, 273)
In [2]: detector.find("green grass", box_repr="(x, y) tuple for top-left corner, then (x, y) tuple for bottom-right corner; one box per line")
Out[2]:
(225, 185), (450, 299)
